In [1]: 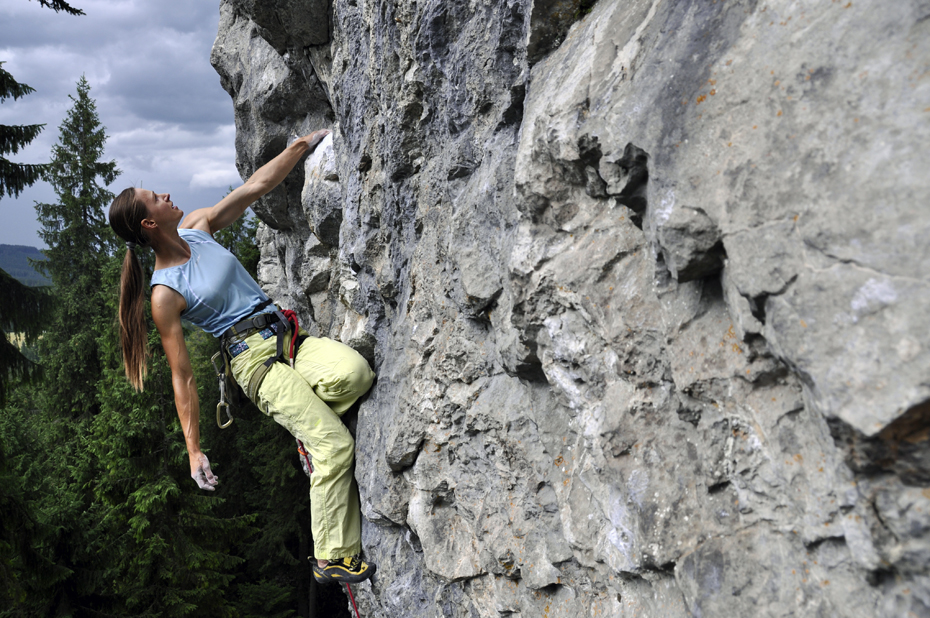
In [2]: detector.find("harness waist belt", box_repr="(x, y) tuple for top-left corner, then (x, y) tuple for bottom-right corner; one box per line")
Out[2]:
(222, 299), (277, 341)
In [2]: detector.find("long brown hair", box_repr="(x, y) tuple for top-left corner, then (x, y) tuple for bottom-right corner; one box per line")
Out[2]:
(109, 188), (151, 391)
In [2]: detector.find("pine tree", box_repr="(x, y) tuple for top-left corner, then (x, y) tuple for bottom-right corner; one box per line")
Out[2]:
(0, 63), (49, 200)
(0, 64), (53, 402)
(34, 75), (120, 419)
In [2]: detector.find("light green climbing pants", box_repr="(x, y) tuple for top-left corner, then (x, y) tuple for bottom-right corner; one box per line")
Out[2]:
(229, 329), (374, 560)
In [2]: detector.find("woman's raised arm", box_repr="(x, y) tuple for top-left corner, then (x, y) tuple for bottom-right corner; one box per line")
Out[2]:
(182, 129), (330, 235)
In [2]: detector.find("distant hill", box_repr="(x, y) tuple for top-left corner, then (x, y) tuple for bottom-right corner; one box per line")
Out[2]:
(0, 244), (50, 287)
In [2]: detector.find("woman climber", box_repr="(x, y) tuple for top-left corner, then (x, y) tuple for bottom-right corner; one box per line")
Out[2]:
(107, 129), (376, 585)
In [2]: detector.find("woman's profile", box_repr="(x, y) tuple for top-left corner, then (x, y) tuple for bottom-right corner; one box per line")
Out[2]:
(108, 129), (376, 584)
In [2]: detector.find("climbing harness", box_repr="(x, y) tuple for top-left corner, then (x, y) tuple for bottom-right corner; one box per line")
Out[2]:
(213, 298), (299, 424)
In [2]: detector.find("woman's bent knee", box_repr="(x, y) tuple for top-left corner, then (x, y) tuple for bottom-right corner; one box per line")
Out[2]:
(344, 357), (374, 399)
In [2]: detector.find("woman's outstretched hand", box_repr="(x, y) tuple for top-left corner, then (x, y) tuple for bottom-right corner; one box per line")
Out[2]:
(292, 129), (330, 153)
(191, 451), (219, 491)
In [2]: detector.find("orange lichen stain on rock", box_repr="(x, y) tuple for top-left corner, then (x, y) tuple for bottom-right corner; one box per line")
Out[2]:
(696, 94), (707, 104)
(774, 80), (781, 86)
(710, 89), (717, 96)
(794, 454), (803, 463)
(753, 125), (758, 129)
(800, 320), (807, 328)
(844, 2), (852, 7)
(777, 110), (783, 116)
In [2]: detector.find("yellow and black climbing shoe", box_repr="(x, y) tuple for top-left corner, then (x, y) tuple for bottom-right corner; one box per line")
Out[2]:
(313, 555), (376, 584)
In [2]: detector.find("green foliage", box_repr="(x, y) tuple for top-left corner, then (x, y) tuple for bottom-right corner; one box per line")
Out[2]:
(0, 62), (50, 200)
(83, 297), (245, 617)
(0, 268), (51, 404)
(0, 78), (245, 617)
(0, 388), (70, 615)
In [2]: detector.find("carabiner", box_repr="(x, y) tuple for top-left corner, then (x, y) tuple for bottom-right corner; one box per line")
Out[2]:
(216, 400), (234, 429)
(211, 351), (234, 428)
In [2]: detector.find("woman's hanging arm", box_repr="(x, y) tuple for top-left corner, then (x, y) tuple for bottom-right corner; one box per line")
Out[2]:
(182, 129), (331, 235)
(151, 285), (218, 491)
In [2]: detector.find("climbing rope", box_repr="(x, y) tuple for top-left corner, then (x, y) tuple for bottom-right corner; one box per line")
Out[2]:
(346, 583), (361, 618)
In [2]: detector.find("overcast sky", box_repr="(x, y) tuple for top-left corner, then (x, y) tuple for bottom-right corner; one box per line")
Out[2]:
(0, 0), (239, 248)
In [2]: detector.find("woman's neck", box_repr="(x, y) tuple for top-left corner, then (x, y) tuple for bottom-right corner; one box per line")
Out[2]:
(151, 226), (191, 270)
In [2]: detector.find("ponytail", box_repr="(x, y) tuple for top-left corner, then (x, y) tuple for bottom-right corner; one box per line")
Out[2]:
(109, 187), (151, 391)
(119, 247), (149, 390)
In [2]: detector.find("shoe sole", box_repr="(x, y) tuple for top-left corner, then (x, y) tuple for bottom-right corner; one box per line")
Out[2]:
(313, 564), (377, 585)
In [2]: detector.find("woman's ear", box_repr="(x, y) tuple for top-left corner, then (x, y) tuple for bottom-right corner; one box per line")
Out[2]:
(141, 218), (157, 231)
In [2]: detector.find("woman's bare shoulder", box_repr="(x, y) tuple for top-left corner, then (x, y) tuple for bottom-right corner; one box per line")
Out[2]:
(179, 208), (214, 234)
(150, 284), (187, 329)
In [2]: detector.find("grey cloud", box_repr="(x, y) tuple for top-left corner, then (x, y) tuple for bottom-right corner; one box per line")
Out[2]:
(0, 0), (239, 247)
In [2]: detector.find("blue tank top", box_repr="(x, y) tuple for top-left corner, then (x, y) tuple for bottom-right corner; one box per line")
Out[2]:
(150, 228), (271, 337)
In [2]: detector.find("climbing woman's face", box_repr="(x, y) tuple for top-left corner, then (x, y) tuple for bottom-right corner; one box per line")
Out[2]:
(140, 189), (182, 224)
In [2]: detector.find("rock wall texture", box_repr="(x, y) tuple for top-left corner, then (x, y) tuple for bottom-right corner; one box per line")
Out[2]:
(210, 0), (930, 615)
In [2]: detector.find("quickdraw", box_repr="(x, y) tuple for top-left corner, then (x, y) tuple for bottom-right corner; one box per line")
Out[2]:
(210, 351), (234, 428)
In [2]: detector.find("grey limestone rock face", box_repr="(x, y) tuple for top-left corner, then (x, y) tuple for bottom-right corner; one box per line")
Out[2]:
(211, 0), (930, 615)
